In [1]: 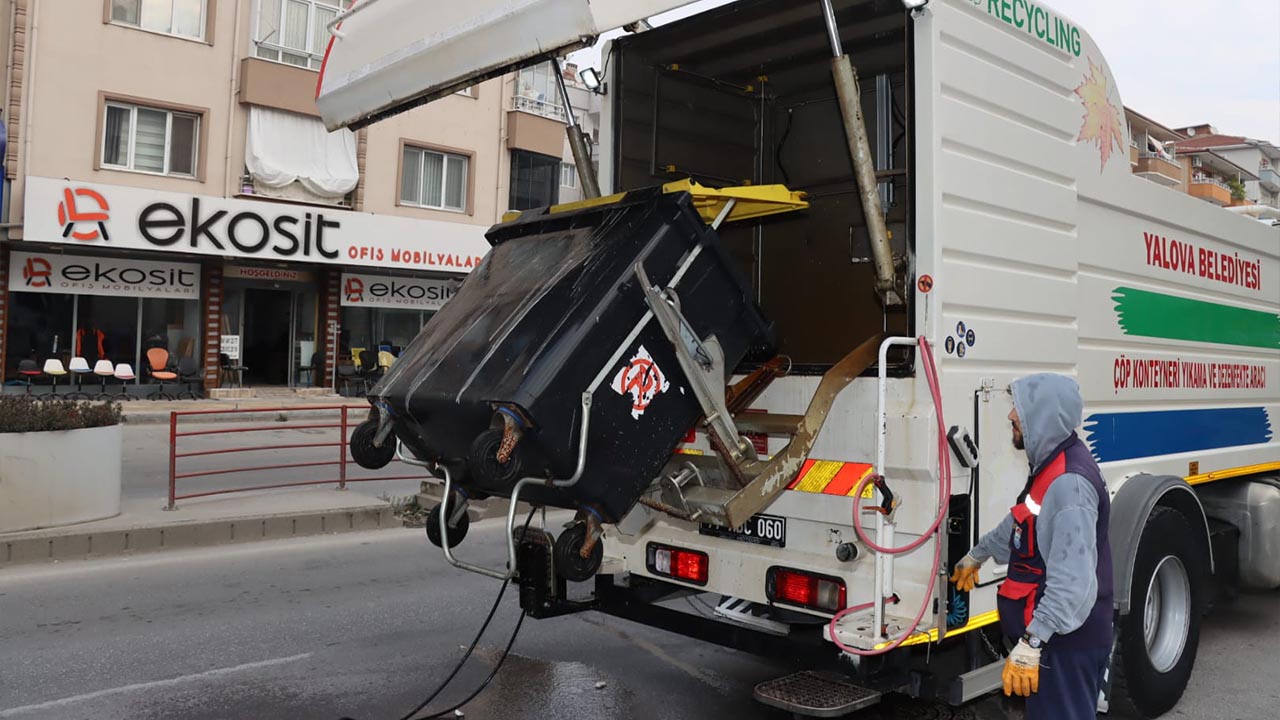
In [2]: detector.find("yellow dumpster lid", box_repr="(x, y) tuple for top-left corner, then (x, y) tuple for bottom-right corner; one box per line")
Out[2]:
(501, 180), (808, 225)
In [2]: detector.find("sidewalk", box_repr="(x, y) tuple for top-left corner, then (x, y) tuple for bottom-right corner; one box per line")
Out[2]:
(0, 488), (398, 569)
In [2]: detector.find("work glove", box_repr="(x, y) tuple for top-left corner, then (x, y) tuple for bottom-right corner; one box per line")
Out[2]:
(949, 553), (981, 592)
(1002, 639), (1041, 697)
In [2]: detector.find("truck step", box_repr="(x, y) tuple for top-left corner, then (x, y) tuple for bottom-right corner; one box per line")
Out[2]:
(754, 671), (881, 717)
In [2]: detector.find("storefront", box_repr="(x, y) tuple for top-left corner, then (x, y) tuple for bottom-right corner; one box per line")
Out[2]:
(6, 250), (201, 387)
(338, 272), (460, 363)
(6, 177), (490, 390)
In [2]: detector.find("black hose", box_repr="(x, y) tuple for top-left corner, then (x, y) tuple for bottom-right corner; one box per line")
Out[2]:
(776, 107), (795, 187)
(394, 508), (537, 720)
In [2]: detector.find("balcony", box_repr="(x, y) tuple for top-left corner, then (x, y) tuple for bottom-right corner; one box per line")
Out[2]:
(1130, 144), (1139, 167)
(1259, 167), (1280, 192)
(512, 95), (567, 122)
(1135, 154), (1183, 187)
(1189, 176), (1232, 206)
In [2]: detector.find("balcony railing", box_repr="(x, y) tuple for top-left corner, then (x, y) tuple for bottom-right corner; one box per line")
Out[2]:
(512, 95), (567, 121)
(1189, 176), (1232, 206)
(1258, 167), (1280, 192)
(1134, 154), (1183, 187)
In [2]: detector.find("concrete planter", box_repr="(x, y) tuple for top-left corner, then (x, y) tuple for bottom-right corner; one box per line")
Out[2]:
(0, 424), (122, 533)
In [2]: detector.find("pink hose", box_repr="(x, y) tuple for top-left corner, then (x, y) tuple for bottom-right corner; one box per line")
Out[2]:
(827, 336), (953, 656)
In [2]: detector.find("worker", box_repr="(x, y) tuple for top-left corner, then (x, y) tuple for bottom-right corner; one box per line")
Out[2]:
(950, 374), (1113, 719)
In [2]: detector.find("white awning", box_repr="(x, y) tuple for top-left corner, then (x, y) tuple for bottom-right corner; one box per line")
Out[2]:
(246, 106), (359, 199)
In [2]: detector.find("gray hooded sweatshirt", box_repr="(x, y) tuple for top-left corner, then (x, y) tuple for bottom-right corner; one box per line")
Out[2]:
(968, 374), (1102, 642)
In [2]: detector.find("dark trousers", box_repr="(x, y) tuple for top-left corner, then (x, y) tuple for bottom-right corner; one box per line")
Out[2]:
(1025, 644), (1109, 719)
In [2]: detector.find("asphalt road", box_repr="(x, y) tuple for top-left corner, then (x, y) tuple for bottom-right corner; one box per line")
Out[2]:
(122, 422), (425, 504)
(1, 519), (1275, 720)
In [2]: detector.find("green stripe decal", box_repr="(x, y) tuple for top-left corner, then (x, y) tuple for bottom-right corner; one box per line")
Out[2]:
(1113, 287), (1280, 349)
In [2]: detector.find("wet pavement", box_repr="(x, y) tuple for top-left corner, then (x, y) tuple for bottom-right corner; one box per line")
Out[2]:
(0, 519), (1274, 719)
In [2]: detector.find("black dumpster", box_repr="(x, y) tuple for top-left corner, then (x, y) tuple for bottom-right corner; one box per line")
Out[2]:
(367, 185), (773, 522)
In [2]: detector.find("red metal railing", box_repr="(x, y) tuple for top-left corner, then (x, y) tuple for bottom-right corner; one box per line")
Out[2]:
(166, 405), (422, 509)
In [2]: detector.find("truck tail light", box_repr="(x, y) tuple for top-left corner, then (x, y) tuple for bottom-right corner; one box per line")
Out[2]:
(766, 567), (847, 613)
(646, 543), (709, 586)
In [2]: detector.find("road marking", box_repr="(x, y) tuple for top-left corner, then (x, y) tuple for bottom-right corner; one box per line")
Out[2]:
(0, 653), (313, 717)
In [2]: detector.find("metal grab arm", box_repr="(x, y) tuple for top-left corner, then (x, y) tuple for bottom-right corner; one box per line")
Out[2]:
(399, 393), (594, 581)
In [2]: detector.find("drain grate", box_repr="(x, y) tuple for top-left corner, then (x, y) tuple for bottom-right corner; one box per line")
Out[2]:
(754, 671), (881, 717)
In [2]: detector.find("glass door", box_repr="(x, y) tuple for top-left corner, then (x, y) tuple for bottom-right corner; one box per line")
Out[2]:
(290, 289), (318, 387)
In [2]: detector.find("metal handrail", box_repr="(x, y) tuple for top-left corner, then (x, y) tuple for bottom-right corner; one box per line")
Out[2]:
(403, 392), (593, 581)
(166, 405), (422, 509)
(512, 95), (567, 121)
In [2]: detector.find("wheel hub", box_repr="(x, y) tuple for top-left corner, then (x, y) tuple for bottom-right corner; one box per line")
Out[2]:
(1142, 555), (1190, 673)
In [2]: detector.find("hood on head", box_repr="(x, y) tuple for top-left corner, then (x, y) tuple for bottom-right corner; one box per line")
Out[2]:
(1011, 373), (1083, 471)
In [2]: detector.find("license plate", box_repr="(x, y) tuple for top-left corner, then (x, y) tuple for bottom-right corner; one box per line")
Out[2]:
(700, 513), (786, 548)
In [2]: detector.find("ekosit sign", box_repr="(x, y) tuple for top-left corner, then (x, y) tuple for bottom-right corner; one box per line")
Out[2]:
(9, 250), (201, 299)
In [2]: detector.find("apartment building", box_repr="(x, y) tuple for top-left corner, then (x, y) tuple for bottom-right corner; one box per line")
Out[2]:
(1174, 124), (1280, 208)
(1124, 109), (1266, 211)
(0, 0), (514, 393)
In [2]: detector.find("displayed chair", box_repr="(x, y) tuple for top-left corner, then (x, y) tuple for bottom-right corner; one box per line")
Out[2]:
(378, 350), (396, 371)
(176, 357), (204, 400)
(297, 352), (324, 388)
(18, 359), (41, 395)
(113, 363), (137, 400)
(351, 348), (367, 366)
(92, 360), (116, 400)
(219, 353), (248, 388)
(145, 348), (179, 400)
(67, 357), (93, 400)
(358, 349), (381, 387)
(43, 359), (68, 396)
(337, 362), (359, 397)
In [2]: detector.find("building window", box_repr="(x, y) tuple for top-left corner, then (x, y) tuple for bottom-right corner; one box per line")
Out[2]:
(560, 162), (577, 189)
(110, 0), (206, 40)
(514, 62), (567, 120)
(510, 150), (560, 211)
(400, 146), (468, 212)
(102, 102), (199, 177)
(254, 0), (352, 71)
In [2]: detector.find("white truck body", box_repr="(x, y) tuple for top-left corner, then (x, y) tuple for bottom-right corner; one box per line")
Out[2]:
(319, 0), (1279, 712)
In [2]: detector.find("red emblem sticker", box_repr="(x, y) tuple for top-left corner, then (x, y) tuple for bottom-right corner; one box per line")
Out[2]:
(917, 274), (934, 293)
(613, 345), (670, 419)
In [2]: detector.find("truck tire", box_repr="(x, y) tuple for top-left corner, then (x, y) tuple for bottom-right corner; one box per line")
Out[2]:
(1112, 506), (1205, 718)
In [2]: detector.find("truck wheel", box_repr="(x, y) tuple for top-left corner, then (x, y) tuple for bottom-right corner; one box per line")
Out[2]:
(425, 504), (470, 549)
(350, 420), (395, 470)
(554, 523), (603, 582)
(1113, 506), (1205, 718)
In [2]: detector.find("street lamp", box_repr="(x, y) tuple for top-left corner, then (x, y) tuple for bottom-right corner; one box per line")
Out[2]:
(579, 67), (603, 94)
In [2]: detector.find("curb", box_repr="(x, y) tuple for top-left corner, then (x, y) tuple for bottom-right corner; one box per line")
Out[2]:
(0, 505), (398, 569)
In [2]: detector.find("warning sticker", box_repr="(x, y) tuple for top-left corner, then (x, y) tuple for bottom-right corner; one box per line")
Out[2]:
(613, 345), (670, 419)
(786, 459), (876, 497)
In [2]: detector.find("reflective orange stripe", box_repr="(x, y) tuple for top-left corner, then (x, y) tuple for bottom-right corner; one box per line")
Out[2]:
(787, 460), (876, 496)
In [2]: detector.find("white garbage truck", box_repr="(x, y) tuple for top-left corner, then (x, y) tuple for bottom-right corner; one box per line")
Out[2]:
(318, 0), (1279, 716)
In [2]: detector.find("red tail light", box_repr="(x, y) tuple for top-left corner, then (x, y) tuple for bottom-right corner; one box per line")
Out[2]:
(646, 543), (709, 586)
(766, 567), (847, 613)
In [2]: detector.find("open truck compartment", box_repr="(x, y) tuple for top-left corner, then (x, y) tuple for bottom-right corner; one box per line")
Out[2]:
(609, 0), (915, 371)
(368, 185), (774, 522)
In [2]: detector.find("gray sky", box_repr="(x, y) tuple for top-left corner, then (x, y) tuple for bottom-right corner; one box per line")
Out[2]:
(570, 0), (1280, 142)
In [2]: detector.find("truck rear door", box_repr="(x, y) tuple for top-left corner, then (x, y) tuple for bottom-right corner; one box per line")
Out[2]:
(316, 0), (702, 131)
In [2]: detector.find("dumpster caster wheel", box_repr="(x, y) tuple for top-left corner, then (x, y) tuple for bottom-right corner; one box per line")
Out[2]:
(350, 420), (395, 470)
(426, 504), (470, 549)
(468, 428), (524, 486)
(554, 523), (603, 582)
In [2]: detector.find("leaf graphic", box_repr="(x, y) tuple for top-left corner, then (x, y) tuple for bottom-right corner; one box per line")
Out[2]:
(1074, 58), (1124, 171)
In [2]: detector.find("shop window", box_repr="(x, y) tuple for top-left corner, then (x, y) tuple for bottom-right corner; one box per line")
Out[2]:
(76, 296), (139, 367)
(401, 146), (468, 212)
(560, 162), (578, 189)
(141, 298), (202, 366)
(110, 0), (206, 41)
(509, 150), (560, 212)
(6, 294), (73, 380)
(254, 0), (352, 71)
(101, 101), (199, 177)
(340, 307), (430, 361)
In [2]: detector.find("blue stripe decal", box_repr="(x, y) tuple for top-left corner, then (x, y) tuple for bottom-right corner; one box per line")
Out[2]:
(1084, 408), (1274, 463)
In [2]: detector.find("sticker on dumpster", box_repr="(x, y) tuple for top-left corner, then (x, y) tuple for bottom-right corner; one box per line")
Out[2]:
(613, 345), (670, 419)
